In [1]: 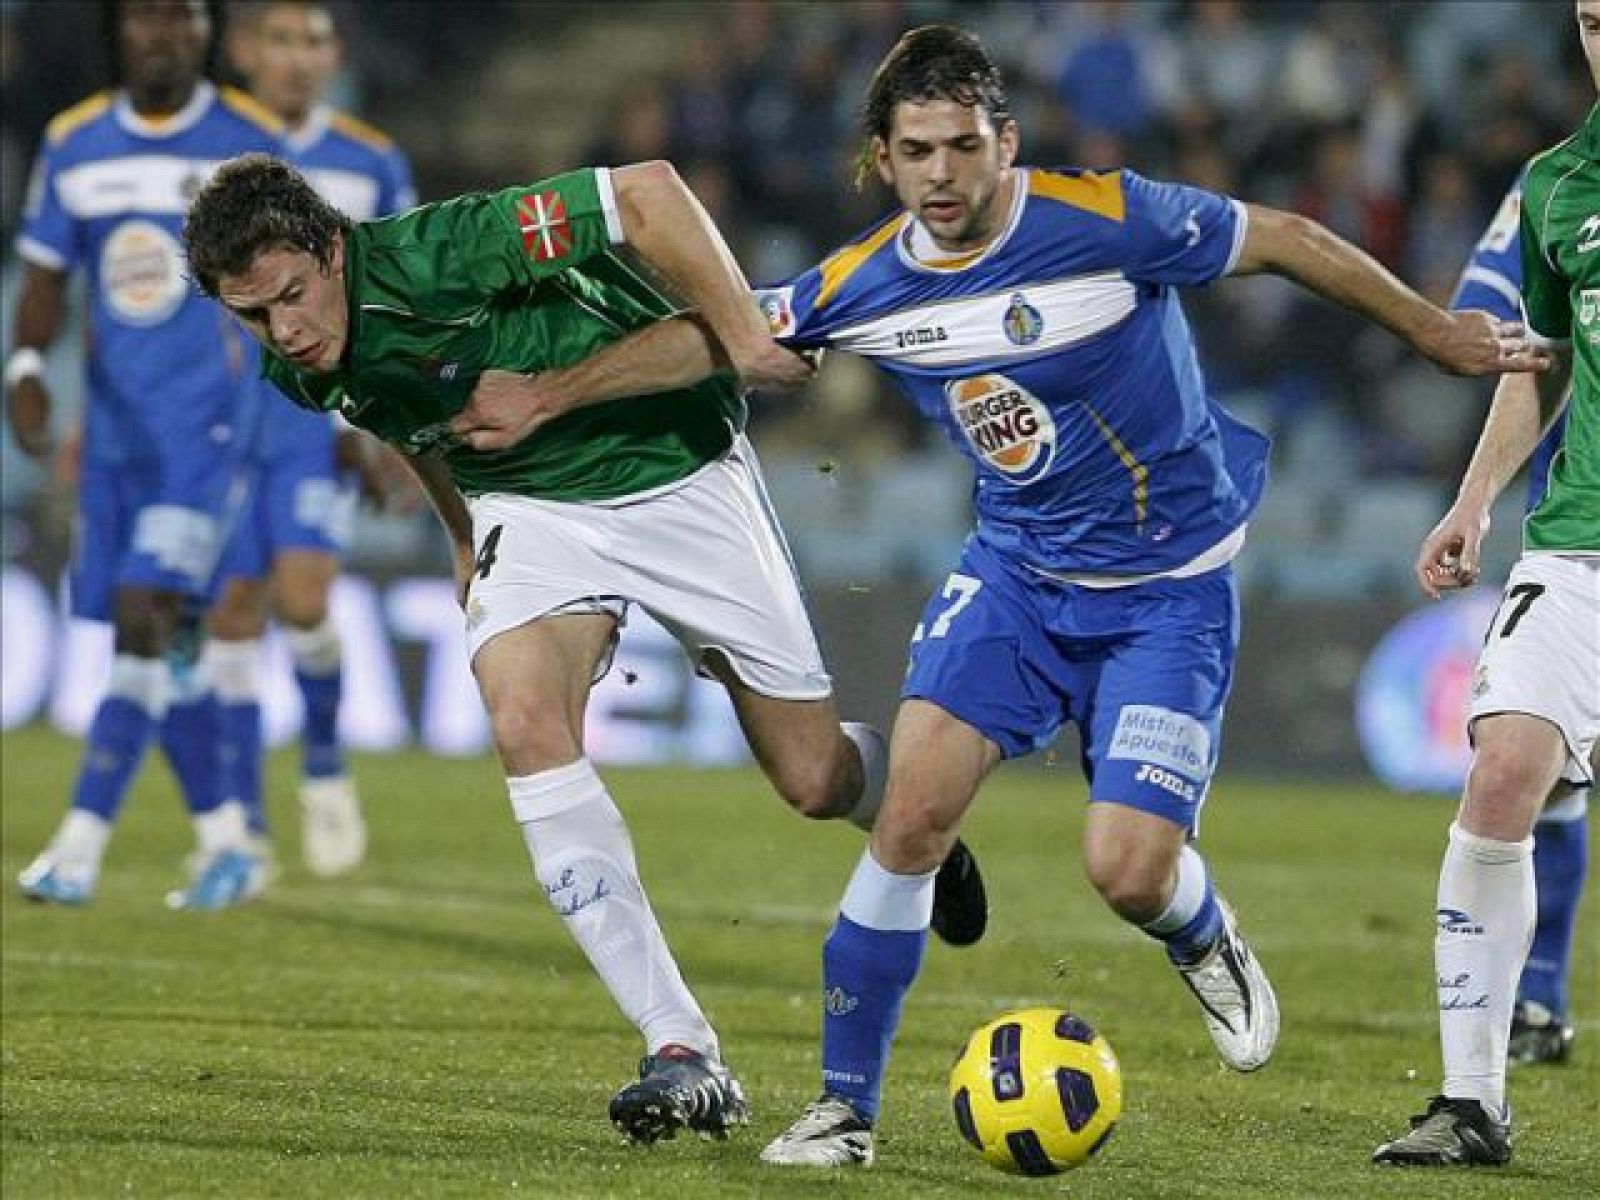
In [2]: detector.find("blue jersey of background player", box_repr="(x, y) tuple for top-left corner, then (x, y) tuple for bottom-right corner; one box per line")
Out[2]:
(8, 0), (281, 910)
(205, 0), (416, 878)
(1448, 166), (1588, 1066)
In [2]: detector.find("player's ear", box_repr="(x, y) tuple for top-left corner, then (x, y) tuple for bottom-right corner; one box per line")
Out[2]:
(873, 135), (894, 187)
(997, 118), (1020, 170)
(327, 231), (345, 278)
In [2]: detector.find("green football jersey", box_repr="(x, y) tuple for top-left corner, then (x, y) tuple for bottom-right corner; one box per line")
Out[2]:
(1519, 107), (1600, 552)
(263, 169), (745, 501)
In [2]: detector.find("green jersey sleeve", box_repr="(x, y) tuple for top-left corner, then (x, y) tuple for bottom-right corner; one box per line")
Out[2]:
(412, 168), (624, 298)
(1520, 176), (1572, 342)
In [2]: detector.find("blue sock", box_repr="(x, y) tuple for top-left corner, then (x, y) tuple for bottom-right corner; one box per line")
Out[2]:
(160, 693), (223, 817)
(819, 851), (935, 1122)
(218, 699), (265, 833)
(70, 656), (168, 823)
(821, 917), (927, 1122)
(1146, 844), (1225, 965)
(295, 666), (345, 780)
(1520, 810), (1588, 1017)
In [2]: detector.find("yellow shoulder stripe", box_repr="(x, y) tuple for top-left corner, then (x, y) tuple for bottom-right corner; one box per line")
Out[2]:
(1030, 169), (1125, 223)
(45, 92), (113, 144)
(817, 215), (907, 309)
(329, 111), (395, 151)
(218, 86), (285, 135)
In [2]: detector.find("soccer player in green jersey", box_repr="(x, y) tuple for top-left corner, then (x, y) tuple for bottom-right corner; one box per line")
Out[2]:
(182, 151), (989, 1145)
(1374, 0), (1600, 1169)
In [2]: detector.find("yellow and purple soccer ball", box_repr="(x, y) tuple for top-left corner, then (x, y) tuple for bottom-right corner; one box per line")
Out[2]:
(949, 1006), (1123, 1175)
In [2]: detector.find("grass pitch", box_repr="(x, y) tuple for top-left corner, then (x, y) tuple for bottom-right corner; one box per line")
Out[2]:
(3, 726), (1596, 1198)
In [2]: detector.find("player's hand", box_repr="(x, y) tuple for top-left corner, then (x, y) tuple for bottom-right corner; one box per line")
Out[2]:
(1422, 311), (1552, 377)
(1415, 501), (1490, 599)
(451, 369), (573, 452)
(6, 375), (54, 460)
(729, 339), (818, 392)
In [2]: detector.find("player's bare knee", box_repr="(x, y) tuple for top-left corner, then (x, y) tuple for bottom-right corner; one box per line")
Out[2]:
(1463, 750), (1549, 836)
(769, 748), (854, 820)
(488, 701), (579, 774)
(1083, 843), (1168, 923)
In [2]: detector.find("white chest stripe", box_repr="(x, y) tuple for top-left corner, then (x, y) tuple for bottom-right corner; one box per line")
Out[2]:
(55, 155), (226, 219)
(827, 272), (1138, 367)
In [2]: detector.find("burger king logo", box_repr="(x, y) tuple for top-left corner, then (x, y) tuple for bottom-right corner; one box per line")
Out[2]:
(946, 372), (1056, 484)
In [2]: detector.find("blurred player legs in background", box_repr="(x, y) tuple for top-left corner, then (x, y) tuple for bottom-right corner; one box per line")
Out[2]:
(7, 0), (281, 910)
(204, 0), (417, 877)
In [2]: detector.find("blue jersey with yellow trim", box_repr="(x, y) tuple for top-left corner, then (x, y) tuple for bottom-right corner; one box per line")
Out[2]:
(16, 83), (281, 468)
(759, 167), (1269, 575)
(1450, 168), (1565, 514)
(254, 106), (417, 464)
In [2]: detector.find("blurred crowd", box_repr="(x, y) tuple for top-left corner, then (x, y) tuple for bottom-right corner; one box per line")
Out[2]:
(2, 0), (1586, 592)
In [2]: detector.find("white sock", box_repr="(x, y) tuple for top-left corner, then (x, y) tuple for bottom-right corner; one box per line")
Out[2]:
(202, 639), (262, 703)
(840, 849), (936, 930)
(284, 618), (342, 676)
(48, 809), (112, 873)
(1436, 822), (1534, 1116)
(510, 759), (719, 1059)
(1142, 844), (1210, 936)
(841, 722), (888, 832)
(193, 800), (252, 858)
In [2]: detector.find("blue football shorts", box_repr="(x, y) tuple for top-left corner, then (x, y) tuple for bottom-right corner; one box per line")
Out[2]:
(71, 451), (250, 621)
(902, 536), (1240, 830)
(216, 428), (354, 583)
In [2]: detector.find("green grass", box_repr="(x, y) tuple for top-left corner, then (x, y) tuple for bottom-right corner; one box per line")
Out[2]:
(3, 726), (1596, 1198)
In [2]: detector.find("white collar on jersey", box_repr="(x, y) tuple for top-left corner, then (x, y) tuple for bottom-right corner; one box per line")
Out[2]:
(898, 167), (1030, 274)
(283, 104), (334, 156)
(113, 79), (215, 139)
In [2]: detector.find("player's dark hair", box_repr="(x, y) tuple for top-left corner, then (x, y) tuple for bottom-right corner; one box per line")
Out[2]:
(855, 25), (1011, 190)
(184, 152), (351, 295)
(103, 0), (224, 85)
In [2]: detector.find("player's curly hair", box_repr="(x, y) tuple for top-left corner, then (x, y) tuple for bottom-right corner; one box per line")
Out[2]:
(184, 153), (351, 296)
(854, 25), (1012, 191)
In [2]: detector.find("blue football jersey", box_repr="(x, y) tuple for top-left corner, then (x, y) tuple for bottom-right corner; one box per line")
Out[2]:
(1450, 168), (1565, 513)
(255, 105), (417, 464)
(16, 83), (281, 468)
(757, 168), (1269, 576)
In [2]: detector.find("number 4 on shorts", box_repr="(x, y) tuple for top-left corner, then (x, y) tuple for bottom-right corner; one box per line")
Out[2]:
(475, 524), (504, 580)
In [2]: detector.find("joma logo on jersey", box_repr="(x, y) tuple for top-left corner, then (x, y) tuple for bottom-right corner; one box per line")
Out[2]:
(945, 373), (1056, 483)
(894, 325), (948, 349)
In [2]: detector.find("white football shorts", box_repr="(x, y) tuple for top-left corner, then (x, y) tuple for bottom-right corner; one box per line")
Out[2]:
(1469, 552), (1599, 785)
(464, 435), (832, 700)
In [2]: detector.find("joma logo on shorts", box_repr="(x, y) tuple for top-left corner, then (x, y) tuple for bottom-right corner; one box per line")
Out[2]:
(1134, 763), (1197, 802)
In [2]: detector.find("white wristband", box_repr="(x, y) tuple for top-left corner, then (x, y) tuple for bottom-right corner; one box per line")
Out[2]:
(4, 347), (45, 388)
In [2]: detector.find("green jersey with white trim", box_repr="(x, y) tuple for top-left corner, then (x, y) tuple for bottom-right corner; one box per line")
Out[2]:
(1519, 107), (1600, 552)
(263, 168), (745, 500)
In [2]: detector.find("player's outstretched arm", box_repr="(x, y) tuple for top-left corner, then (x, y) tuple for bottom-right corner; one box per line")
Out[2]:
(5, 263), (68, 460)
(1415, 359), (1571, 598)
(610, 161), (810, 392)
(1230, 205), (1551, 378)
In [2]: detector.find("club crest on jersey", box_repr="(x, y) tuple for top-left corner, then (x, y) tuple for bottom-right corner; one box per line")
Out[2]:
(946, 373), (1056, 484)
(517, 190), (570, 262)
(1580, 288), (1600, 330)
(1001, 292), (1044, 346)
(100, 220), (187, 325)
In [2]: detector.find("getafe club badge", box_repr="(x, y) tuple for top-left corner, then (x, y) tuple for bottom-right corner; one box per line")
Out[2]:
(1002, 292), (1043, 346)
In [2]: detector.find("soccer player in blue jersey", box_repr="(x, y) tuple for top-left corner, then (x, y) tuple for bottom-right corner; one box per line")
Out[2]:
(7, 0), (282, 909)
(447, 24), (1545, 1169)
(1440, 170), (1589, 1070)
(204, 0), (417, 876)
